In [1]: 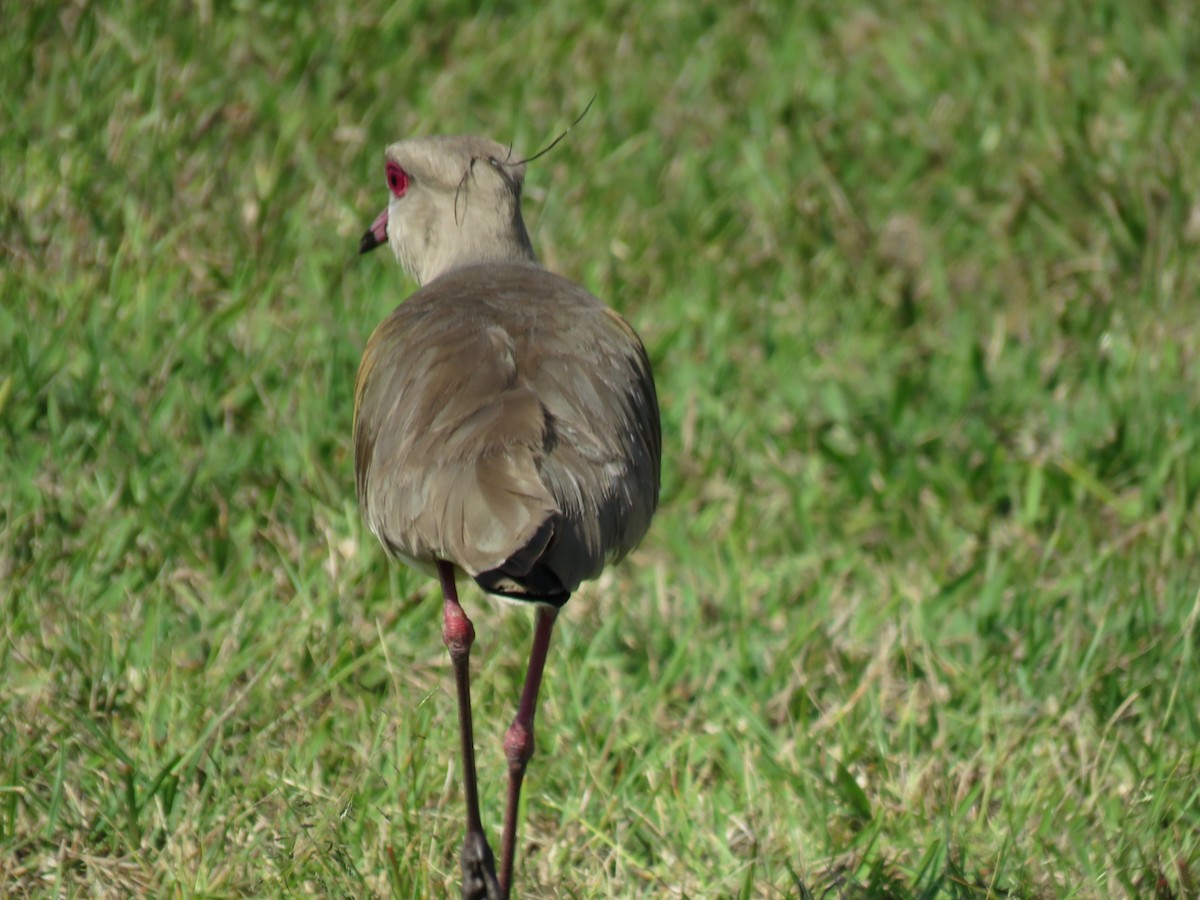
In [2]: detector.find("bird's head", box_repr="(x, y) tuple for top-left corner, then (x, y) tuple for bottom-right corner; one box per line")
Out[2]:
(359, 135), (537, 285)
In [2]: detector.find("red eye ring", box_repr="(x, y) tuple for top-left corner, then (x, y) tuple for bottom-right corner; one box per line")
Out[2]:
(386, 161), (409, 198)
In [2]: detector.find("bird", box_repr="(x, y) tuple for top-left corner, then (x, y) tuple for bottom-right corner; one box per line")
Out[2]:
(354, 134), (661, 899)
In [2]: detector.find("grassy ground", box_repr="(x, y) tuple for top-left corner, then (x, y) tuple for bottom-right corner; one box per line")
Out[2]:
(3, 1), (1200, 896)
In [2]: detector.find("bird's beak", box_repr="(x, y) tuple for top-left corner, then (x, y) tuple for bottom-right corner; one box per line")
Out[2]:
(359, 207), (389, 254)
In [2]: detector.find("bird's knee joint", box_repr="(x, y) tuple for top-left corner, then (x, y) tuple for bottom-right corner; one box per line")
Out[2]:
(504, 721), (535, 767)
(442, 612), (475, 660)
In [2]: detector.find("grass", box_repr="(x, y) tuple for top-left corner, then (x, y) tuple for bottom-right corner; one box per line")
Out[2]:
(3, 0), (1200, 896)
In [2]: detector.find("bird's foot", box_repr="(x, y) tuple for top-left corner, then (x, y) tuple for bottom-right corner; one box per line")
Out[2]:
(460, 830), (503, 900)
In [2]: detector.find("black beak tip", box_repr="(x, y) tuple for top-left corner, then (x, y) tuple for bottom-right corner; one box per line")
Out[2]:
(359, 230), (382, 255)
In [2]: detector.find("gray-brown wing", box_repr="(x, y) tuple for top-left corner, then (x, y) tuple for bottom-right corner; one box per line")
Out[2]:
(353, 296), (558, 577)
(518, 302), (661, 594)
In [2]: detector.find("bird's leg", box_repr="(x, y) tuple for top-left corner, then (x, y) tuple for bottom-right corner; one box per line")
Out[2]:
(437, 561), (502, 900)
(498, 605), (559, 897)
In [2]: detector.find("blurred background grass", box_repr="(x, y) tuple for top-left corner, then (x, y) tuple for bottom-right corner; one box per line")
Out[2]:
(3, 1), (1199, 896)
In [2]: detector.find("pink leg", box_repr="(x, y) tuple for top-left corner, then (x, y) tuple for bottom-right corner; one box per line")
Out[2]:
(437, 561), (501, 900)
(498, 606), (558, 897)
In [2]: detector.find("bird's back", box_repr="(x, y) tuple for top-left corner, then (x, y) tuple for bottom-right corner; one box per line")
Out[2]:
(354, 261), (660, 604)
